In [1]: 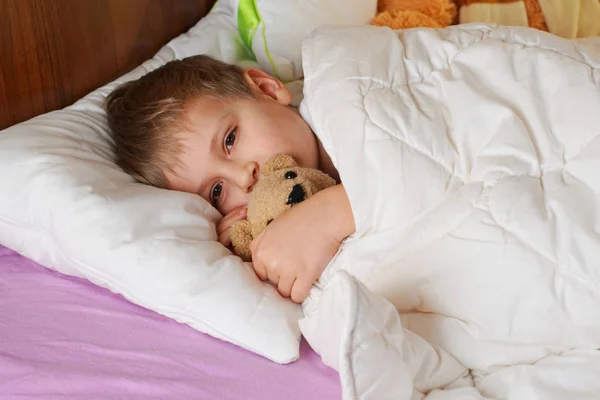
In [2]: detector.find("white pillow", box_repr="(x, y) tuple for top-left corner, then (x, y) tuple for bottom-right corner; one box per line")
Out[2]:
(0, 11), (302, 364)
(214, 0), (378, 81)
(0, 0), (377, 364)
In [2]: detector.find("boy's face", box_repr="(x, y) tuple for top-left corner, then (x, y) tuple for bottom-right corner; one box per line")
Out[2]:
(165, 69), (320, 215)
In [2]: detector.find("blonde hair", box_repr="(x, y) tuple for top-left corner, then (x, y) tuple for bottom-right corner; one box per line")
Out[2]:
(105, 55), (253, 187)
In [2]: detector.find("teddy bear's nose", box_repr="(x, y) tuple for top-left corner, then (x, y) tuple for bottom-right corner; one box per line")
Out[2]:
(287, 184), (306, 205)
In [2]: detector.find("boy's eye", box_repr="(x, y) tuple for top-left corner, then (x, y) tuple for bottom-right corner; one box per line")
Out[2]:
(225, 130), (236, 153)
(211, 182), (223, 205)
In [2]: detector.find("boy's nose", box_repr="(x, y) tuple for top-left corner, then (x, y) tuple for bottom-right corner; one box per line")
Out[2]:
(237, 161), (259, 193)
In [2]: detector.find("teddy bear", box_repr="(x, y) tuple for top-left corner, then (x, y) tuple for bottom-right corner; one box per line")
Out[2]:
(229, 154), (336, 262)
(372, 0), (458, 30)
(372, 0), (600, 39)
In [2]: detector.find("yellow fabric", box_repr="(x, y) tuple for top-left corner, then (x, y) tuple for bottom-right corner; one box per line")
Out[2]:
(459, 1), (529, 27)
(578, 0), (600, 37)
(539, 0), (579, 38)
(539, 0), (600, 38)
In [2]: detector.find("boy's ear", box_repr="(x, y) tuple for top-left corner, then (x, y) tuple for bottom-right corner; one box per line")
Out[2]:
(243, 68), (291, 105)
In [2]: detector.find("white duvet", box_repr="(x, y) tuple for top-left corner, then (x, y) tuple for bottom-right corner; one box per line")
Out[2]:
(298, 24), (600, 399)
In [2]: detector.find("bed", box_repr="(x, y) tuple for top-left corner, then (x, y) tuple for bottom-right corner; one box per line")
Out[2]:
(0, 1), (341, 398)
(0, 245), (339, 398)
(4, 1), (600, 398)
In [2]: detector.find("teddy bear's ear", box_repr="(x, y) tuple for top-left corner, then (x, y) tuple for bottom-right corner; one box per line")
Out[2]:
(263, 154), (298, 173)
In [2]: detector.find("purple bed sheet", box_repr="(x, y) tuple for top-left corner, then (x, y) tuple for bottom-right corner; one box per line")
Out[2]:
(0, 245), (341, 399)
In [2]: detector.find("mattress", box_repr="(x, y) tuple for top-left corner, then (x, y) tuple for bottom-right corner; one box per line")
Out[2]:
(0, 245), (340, 399)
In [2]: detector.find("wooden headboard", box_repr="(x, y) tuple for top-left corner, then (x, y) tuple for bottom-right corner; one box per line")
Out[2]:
(0, 0), (217, 130)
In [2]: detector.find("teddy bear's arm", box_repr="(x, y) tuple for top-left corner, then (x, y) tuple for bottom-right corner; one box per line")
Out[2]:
(229, 220), (254, 262)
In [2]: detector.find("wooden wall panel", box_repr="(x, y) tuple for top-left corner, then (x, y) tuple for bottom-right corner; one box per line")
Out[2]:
(0, 0), (216, 130)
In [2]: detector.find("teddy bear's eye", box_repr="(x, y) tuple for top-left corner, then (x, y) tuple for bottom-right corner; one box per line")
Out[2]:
(284, 171), (297, 180)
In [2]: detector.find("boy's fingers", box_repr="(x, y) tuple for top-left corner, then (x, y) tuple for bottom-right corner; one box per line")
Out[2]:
(218, 230), (231, 247)
(290, 278), (312, 304)
(252, 259), (268, 281)
(267, 270), (280, 287)
(277, 275), (295, 299)
(224, 206), (247, 223)
(250, 233), (269, 281)
(216, 221), (227, 236)
(249, 233), (262, 255)
(217, 207), (247, 235)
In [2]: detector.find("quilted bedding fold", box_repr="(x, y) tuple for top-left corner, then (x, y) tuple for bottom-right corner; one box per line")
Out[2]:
(298, 23), (600, 399)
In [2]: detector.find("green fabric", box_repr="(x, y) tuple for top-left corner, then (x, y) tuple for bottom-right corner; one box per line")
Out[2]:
(237, 0), (260, 60)
(258, 12), (280, 79)
(237, 0), (280, 79)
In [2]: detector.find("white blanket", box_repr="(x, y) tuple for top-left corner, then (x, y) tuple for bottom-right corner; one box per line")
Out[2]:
(298, 24), (600, 399)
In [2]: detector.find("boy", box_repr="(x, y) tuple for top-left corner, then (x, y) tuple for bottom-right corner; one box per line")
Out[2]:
(106, 55), (355, 304)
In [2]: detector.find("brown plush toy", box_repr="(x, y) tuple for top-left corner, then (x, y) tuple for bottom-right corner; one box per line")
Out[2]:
(372, 0), (458, 30)
(229, 154), (336, 262)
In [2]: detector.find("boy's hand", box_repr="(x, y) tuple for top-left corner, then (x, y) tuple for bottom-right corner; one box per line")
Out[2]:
(250, 184), (355, 303)
(217, 206), (247, 247)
